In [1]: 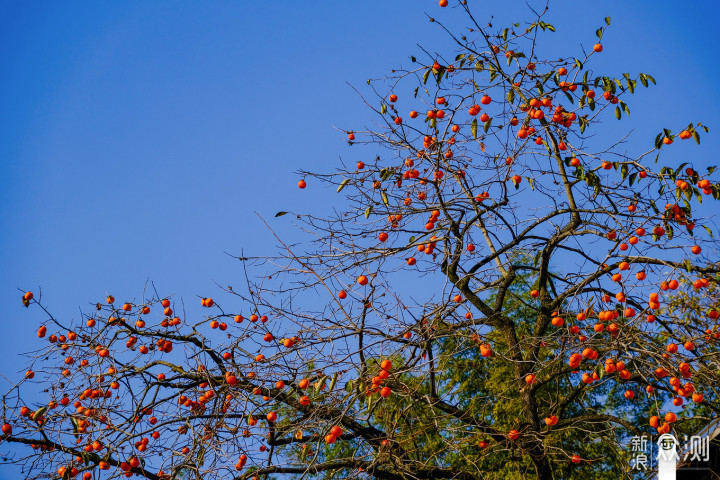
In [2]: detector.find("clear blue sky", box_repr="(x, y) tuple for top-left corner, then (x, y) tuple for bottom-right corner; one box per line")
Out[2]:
(1, 1), (719, 477)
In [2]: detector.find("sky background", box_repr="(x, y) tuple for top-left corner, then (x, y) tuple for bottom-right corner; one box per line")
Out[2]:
(1, 1), (719, 478)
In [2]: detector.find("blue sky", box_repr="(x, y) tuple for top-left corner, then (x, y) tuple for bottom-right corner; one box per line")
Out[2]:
(1, 1), (719, 477)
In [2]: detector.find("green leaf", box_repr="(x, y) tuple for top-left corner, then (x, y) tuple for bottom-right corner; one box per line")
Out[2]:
(337, 178), (350, 193)
(545, 23), (556, 32)
(315, 375), (326, 394)
(620, 163), (629, 180)
(197, 445), (205, 467)
(684, 259), (693, 273)
(32, 407), (47, 421)
(615, 106), (621, 119)
(381, 191), (389, 206)
(380, 168), (394, 181)
(70, 417), (79, 435)
(602, 76), (615, 93)
(483, 118), (492, 133)
(579, 117), (588, 134)
(576, 165), (585, 180)
(408, 236), (415, 243)
(502, 28), (509, 41)
(328, 372), (339, 392)
(639, 74), (648, 87)
(596, 28), (603, 39)
(525, 176), (535, 190)
(703, 225), (713, 238)
(542, 70), (555, 84)
(533, 250), (542, 266)
(666, 224), (674, 240)
(654, 133), (663, 149)
(628, 172), (637, 186)
(693, 130), (700, 144)
(366, 393), (375, 411)
(684, 187), (693, 202)
(410, 56), (416, 62)
(471, 118), (478, 139)
(621, 101), (630, 115)
(275, 211), (288, 217)
(645, 74), (656, 85)
(507, 89), (515, 104)
(364, 206), (372, 219)
(413, 87), (419, 98)
(605, 17), (611, 25)
(649, 199), (659, 214)
(381, 104), (387, 114)
(422, 70), (430, 84)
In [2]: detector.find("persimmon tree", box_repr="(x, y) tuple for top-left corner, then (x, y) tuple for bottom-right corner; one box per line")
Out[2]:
(3, 2), (720, 480)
